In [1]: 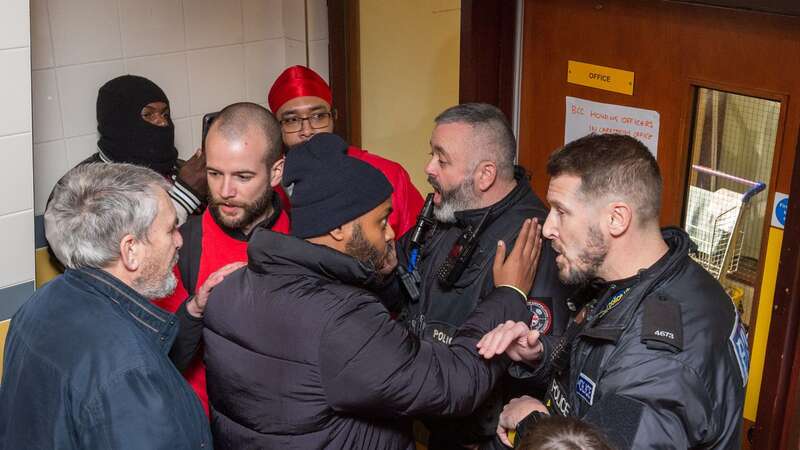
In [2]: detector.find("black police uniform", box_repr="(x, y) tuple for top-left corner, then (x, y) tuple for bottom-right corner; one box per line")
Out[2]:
(515, 228), (747, 449)
(393, 168), (571, 449)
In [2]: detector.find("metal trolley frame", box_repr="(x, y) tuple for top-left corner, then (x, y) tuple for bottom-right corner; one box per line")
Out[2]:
(684, 164), (766, 282)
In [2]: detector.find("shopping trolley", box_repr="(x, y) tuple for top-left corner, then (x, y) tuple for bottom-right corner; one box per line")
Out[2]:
(684, 164), (766, 281)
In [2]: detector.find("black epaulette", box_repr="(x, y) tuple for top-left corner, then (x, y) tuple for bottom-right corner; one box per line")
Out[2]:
(640, 294), (683, 353)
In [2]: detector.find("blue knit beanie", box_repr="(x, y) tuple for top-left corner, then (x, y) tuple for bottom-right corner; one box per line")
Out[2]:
(284, 133), (393, 238)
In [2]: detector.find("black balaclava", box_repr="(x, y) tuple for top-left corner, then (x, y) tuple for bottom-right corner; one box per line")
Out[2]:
(96, 75), (177, 177)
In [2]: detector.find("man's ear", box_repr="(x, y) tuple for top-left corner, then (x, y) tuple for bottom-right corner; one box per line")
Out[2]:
(270, 157), (285, 188)
(328, 223), (349, 242)
(476, 161), (498, 192)
(118, 234), (141, 271)
(607, 201), (633, 237)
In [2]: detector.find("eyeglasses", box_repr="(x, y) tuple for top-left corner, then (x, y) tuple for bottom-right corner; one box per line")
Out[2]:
(279, 110), (336, 133)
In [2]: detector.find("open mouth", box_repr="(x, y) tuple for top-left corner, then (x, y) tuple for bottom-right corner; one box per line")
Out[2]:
(554, 254), (567, 271)
(220, 204), (241, 215)
(426, 177), (446, 207)
(552, 245), (565, 266)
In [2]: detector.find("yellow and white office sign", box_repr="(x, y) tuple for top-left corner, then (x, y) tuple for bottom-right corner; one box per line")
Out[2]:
(567, 60), (634, 95)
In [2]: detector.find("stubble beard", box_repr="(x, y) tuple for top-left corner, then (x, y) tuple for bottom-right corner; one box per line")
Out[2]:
(558, 225), (608, 285)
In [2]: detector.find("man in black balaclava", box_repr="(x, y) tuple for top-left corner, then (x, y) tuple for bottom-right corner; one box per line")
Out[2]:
(88, 75), (207, 224)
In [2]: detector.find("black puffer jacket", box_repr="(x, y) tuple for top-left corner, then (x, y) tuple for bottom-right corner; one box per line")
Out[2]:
(524, 228), (747, 449)
(203, 230), (531, 450)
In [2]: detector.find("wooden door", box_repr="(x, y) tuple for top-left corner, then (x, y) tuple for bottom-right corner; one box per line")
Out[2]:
(516, 1), (800, 447)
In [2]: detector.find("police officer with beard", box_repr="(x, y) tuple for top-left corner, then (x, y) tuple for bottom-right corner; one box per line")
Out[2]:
(479, 134), (747, 449)
(389, 103), (571, 449)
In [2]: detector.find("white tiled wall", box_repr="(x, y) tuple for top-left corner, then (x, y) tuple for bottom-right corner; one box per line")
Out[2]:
(0, 0), (35, 294)
(307, 0), (329, 82)
(0, 212), (36, 292)
(119, 0), (186, 57)
(31, 0), (329, 216)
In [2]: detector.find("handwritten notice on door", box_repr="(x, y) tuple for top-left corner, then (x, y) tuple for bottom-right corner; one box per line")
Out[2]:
(565, 96), (660, 156)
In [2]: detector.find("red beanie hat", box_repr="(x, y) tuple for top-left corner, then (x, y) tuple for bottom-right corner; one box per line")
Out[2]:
(268, 65), (333, 113)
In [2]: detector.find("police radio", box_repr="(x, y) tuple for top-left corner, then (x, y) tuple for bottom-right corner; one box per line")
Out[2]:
(437, 209), (490, 289)
(407, 193), (435, 272)
(400, 193), (436, 301)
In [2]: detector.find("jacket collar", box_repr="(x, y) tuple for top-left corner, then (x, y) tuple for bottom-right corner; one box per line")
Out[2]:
(580, 227), (692, 341)
(212, 193), (285, 242)
(68, 267), (177, 353)
(247, 229), (385, 290)
(452, 166), (531, 229)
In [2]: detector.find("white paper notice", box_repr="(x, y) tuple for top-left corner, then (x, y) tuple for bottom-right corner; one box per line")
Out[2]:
(565, 96), (660, 156)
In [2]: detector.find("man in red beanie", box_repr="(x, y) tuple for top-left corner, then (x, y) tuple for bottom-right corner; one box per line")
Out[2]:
(268, 65), (424, 237)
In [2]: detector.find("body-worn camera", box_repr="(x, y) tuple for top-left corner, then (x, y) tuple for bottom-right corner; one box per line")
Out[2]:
(437, 209), (490, 289)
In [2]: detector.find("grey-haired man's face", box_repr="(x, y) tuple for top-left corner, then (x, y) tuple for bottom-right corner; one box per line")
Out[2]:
(132, 189), (182, 298)
(425, 122), (480, 223)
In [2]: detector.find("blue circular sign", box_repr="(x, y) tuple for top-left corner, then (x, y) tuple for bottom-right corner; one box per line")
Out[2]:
(777, 198), (789, 226)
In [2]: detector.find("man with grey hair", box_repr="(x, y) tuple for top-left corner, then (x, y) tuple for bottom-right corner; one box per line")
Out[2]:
(389, 103), (569, 449)
(0, 163), (211, 449)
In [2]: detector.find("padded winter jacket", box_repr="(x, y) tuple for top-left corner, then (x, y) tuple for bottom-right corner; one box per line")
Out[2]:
(203, 230), (531, 449)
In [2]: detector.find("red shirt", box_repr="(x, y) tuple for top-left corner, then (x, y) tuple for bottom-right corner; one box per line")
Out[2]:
(155, 207), (291, 414)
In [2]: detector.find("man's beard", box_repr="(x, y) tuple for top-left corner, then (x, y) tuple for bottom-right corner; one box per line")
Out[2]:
(209, 186), (273, 231)
(558, 225), (608, 285)
(134, 253), (179, 299)
(346, 223), (394, 277)
(428, 175), (479, 223)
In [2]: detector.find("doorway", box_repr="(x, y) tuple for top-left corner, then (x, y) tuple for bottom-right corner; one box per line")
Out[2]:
(514, 0), (800, 447)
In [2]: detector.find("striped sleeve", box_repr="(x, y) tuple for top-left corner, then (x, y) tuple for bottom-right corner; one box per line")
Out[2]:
(169, 176), (202, 221)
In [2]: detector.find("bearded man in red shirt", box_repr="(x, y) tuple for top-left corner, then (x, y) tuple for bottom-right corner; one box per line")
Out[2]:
(155, 102), (290, 414)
